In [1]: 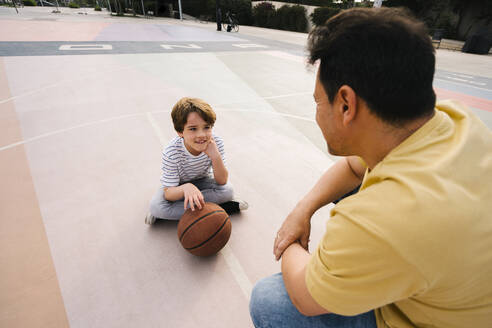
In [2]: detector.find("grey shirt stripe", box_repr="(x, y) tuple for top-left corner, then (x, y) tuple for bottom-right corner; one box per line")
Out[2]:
(160, 135), (226, 188)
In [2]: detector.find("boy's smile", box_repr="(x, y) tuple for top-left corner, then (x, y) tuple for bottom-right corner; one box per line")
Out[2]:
(178, 112), (213, 156)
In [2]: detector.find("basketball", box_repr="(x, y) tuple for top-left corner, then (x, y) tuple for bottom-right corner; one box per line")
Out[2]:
(177, 202), (231, 256)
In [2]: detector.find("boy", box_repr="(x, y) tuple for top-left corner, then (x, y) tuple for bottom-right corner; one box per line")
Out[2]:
(145, 97), (248, 224)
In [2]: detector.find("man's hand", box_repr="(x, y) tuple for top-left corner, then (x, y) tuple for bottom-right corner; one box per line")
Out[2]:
(204, 138), (220, 160)
(182, 183), (205, 211)
(274, 205), (312, 261)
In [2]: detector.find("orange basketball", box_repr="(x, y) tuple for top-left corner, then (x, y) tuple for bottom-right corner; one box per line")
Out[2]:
(177, 202), (231, 256)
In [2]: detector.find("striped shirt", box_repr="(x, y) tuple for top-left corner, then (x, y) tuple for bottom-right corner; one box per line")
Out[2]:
(160, 135), (226, 188)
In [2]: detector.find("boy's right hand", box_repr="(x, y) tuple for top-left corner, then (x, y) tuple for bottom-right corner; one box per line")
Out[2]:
(182, 183), (205, 211)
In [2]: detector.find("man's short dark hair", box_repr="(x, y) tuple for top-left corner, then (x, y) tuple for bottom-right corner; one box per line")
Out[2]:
(308, 7), (436, 125)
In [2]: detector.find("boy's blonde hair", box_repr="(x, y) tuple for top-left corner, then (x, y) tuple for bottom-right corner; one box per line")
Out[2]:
(171, 97), (216, 132)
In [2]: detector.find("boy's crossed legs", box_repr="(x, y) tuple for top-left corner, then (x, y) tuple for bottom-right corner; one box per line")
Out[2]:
(146, 177), (246, 224)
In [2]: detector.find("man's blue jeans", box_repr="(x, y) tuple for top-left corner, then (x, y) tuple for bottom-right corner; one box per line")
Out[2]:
(250, 185), (370, 327)
(249, 273), (377, 328)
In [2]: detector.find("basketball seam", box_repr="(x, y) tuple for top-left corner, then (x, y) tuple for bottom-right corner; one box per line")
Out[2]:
(185, 216), (230, 250)
(179, 209), (226, 241)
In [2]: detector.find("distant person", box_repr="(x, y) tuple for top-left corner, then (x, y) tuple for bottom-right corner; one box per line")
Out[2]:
(145, 97), (247, 224)
(250, 7), (492, 328)
(216, 7), (222, 31)
(224, 11), (236, 32)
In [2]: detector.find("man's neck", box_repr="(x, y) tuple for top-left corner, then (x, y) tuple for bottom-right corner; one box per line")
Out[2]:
(360, 112), (435, 170)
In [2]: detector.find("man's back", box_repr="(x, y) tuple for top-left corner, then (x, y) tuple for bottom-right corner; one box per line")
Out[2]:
(307, 101), (492, 327)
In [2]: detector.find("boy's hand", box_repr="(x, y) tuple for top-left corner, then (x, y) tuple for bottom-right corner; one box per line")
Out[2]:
(204, 138), (220, 160)
(182, 183), (205, 211)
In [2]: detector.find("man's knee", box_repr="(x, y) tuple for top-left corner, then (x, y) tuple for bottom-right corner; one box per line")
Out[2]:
(250, 278), (270, 327)
(249, 274), (284, 327)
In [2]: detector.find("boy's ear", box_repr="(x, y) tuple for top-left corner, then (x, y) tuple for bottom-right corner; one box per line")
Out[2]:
(177, 131), (183, 138)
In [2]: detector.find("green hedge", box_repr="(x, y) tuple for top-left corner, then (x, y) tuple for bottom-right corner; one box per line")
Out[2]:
(280, 5), (307, 32)
(310, 7), (340, 26)
(253, 2), (276, 27)
(68, 1), (80, 7)
(253, 2), (307, 32)
(259, 0), (333, 6)
(23, 0), (36, 6)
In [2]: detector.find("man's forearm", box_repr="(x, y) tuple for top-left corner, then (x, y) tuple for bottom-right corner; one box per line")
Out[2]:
(299, 156), (364, 215)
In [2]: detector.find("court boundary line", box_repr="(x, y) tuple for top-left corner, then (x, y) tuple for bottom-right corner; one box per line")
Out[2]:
(0, 109), (315, 152)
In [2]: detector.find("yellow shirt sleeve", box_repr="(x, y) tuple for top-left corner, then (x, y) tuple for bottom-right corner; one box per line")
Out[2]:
(305, 213), (427, 316)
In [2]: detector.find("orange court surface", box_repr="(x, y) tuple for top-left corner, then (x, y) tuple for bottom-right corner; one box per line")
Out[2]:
(1, 7), (491, 328)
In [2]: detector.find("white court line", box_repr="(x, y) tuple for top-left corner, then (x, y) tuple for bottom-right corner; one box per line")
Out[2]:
(262, 50), (307, 64)
(0, 109), (314, 152)
(446, 76), (469, 83)
(444, 76), (487, 86)
(146, 112), (167, 145)
(160, 44), (202, 50)
(263, 91), (313, 100)
(0, 82), (63, 105)
(145, 111), (253, 301)
(448, 72), (474, 79)
(0, 59), (166, 105)
(59, 44), (113, 51)
(0, 55), (313, 106)
(232, 44), (268, 49)
(213, 91), (313, 108)
(0, 113), (141, 152)
(434, 78), (492, 92)
(221, 244), (253, 300)
(220, 108), (315, 122)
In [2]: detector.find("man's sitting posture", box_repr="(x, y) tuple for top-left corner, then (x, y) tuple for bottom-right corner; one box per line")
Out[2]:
(249, 7), (492, 328)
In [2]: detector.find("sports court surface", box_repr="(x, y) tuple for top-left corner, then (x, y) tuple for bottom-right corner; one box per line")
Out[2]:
(1, 7), (491, 328)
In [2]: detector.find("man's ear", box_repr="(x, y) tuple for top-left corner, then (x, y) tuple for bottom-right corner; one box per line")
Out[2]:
(337, 85), (357, 127)
(177, 131), (183, 138)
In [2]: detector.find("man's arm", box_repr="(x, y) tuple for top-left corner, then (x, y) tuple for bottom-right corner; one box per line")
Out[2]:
(274, 156), (366, 260)
(295, 156), (366, 215)
(281, 243), (329, 316)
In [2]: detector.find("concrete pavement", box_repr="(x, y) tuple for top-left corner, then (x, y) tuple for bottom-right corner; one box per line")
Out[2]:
(1, 7), (491, 328)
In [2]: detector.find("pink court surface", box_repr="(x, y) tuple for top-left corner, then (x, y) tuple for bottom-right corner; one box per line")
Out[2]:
(1, 7), (492, 328)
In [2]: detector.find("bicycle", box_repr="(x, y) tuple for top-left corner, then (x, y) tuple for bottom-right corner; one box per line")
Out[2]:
(222, 11), (239, 32)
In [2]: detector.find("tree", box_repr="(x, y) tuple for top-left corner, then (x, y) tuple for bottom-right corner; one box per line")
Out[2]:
(385, 0), (492, 40)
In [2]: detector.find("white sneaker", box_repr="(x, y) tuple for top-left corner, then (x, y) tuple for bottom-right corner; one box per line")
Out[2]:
(145, 212), (156, 225)
(235, 199), (249, 211)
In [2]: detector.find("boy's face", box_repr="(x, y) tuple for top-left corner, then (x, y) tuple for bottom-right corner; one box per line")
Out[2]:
(178, 112), (213, 156)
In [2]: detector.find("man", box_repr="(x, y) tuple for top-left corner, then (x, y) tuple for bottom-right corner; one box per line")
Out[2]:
(249, 7), (492, 328)
(216, 7), (222, 31)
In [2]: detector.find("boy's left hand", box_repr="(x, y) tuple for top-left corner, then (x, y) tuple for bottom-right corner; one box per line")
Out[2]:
(204, 138), (220, 160)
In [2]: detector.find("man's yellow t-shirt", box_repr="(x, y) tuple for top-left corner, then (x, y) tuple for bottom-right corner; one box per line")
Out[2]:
(305, 100), (492, 328)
